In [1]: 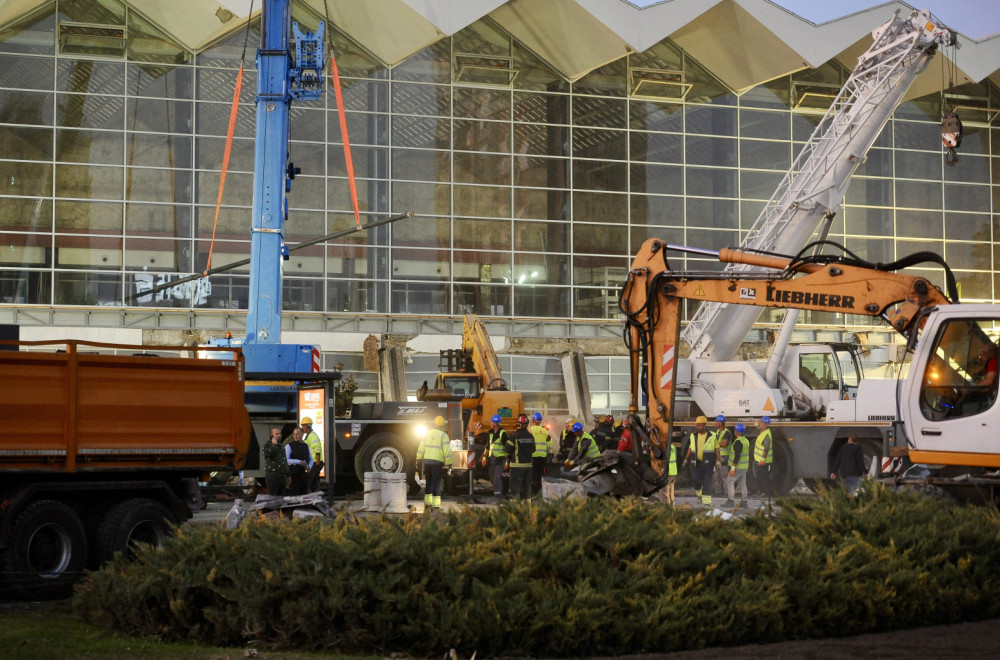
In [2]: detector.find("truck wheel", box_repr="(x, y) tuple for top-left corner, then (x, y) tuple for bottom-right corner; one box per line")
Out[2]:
(2, 500), (87, 599)
(353, 432), (417, 494)
(97, 498), (175, 564)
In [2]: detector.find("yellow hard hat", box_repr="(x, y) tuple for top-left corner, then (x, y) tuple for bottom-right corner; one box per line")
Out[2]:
(695, 415), (708, 424)
(300, 417), (313, 425)
(434, 415), (446, 427)
(565, 418), (578, 427)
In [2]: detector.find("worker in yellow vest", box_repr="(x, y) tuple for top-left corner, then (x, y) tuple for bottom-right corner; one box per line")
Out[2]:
(483, 414), (509, 499)
(665, 438), (678, 505)
(564, 422), (600, 468)
(683, 415), (716, 507)
(529, 411), (552, 495)
(416, 415), (452, 510)
(754, 416), (774, 499)
(712, 414), (732, 497)
(724, 423), (750, 508)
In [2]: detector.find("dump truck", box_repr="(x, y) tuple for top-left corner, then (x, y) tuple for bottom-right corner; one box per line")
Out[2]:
(0, 339), (251, 597)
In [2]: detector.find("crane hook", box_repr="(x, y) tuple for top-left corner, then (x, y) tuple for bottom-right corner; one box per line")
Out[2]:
(941, 111), (962, 167)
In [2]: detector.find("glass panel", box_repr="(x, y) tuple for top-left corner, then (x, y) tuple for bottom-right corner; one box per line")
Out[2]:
(893, 120), (939, 150)
(128, 97), (193, 134)
(844, 206), (892, 237)
(0, 6), (55, 55)
(128, 64), (193, 99)
(0, 198), (52, 232)
(0, 268), (51, 304)
(123, 237), (191, 272)
(282, 277), (325, 311)
(515, 284), (568, 316)
(845, 177), (893, 207)
(574, 286), (619, 319)
(392, 41), (449, 83)
(196, 136), (253, 171)
(56, 58), (123, 94)
(54, 271), (123, 305)
(55, 164), (123, 200)
(844, 236), (892, 263)
(0, 161), (52, 196)
(572, 191), (626, 223)
(392, 115), (450, 149)
(946, 242), (991, 270)
(686, 105), (736, 136)
(127, 11), (190, 64)
(944, 212), (991, 242)
(329, 278), (386, 313)
(740, 78), (789, 109)
(454, 184), (510, 218)
(739, 109), (788, 140)
(629, 101), (682, 132)
(56, 94), (123, 130)
(513, 220), (568, 252)
(686, 167), (736, 198)
(629, 195), (683, 226)
(284, 210), (325, 242)
(195, 67), (255, 105)
(454, 218), (510, 250)
(126, 168), (192, 203)
(392, 82), (450, 116)
(944, 154), (990, 184)
(454, 119), (510, 153)
(896, 179), (941, 210)
(573, 223), (627, 255)
(944, 184), (990, 212)
(897, 209), (943, 239)
(894, 149), (941, 180)
(740, 170), (783, 200)
(514, 155), (568, 188)
(573, 159), (627, 192)
(195, 101), (254, 138)
(514, 123), (567, 157)
(455, 152), (512, 186)
(514, 92), (568, 124)
(392, 181), (450, 216)
(453, 87), (510, 120)
(630, 131), (682, 163)
(287, 140), (324, 173)
(573, 96), (626, 128)
(514, 252), (569, 285)
(328, 145), (387, 178)
(740, 139), (789, 170)
(686, 135), (736, 166)
(55, 200), (122, 233)
(125, 203), (190, 237)
(572, 128), (626, 160)
(514, 188), (568, 220)
(194, 207), (247, 239)
(286, 175), (324, 210)
(0, 54), (51, 91)
(195, 170), (252, 206)
(630, 163), (683, 195)
(855, 148), (893, 177)
(127, 133), (192, 168)
(573, 59), (626, 97)
(0, 90), (54, 125)
(391, 281), (449, 314)
(288, 107), (323, 141)
(687, 197), (738, 230)
(454, 283), (510, 315)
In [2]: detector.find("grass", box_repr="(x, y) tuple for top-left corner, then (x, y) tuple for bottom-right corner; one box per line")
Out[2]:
(0, 600), (361, 660)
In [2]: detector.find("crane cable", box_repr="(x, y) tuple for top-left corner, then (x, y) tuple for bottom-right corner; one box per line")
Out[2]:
(323, 0), (362, 229)
(204, 0), (255, 276)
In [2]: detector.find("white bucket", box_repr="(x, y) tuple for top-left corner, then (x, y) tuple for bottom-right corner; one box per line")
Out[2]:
(363, 472), (382, 509)
(381, 472), (409, 513)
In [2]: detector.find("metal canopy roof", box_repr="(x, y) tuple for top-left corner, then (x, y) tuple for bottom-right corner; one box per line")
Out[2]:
(1, 0), (998, 92)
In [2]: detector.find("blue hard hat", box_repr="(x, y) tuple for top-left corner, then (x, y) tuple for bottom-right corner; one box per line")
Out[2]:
(715, 414), (725, 423)
(735, 423), (746, 433)
(760, 416), (771, 424)
(532, 411), (543, 422)
(490, 414), (502, 424)
(572, 422), (583, 432)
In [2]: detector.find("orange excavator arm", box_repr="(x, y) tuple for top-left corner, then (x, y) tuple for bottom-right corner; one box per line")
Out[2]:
(621, 238), (954, 473)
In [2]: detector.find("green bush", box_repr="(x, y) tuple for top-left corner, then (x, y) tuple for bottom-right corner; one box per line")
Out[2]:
(73, 485), (1000, 657)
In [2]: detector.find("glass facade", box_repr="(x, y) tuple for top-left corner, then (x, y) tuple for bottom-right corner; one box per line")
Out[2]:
(1, 3), (998, 414)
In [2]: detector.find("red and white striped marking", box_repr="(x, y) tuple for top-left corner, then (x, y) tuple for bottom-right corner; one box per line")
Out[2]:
(312, 347), (322, 372)
(660, 344), (675, 390)
(881, 456), (903, 474)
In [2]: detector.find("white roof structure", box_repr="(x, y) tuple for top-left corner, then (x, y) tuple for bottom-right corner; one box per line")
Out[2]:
(2, 0), (998, 95)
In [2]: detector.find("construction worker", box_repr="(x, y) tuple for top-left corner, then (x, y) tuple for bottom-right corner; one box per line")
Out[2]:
(617, 418), (634, 453)
(416, 415), (452, 510)
(712, 414), (732, 497)
(529, 411), (551, 494)
(506, 414), (536, 499)
(665, 437), (678, 505)
(683, 415), (716, 507)
(724, 423), (750, 508)
(565, 421), (600, 469)
(284, 427), (313, 496)
(483, 414), (509, 499)
(754, 416), (774, 499)
(300, 417), (323, 466)
(557, 418), (577, 462)
(591, 415), (613, 451)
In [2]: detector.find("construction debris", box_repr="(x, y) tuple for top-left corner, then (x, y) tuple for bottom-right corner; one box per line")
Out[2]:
(224, 492), (335, 529)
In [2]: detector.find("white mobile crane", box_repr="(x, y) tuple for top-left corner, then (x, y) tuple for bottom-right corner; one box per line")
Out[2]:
(610, 9), (959, 493)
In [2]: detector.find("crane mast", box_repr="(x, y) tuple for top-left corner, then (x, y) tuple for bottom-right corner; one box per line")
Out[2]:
(683, 9), (956, 362)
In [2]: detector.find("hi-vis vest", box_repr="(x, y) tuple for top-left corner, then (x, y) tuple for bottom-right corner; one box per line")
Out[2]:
(529, 424), (551, 458)
(688, 431), (716, 461)
(487, 428), (508, 458)
(417, 428), (452, 466)
(578, 432), (600, 459)
(668, 442), (678, 476)
(754, 428), (773, 464)
(732, 435), (750, 470)
(716, 427), (732, 462)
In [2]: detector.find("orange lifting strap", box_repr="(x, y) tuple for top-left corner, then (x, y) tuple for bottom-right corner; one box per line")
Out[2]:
(204, 64), (243, 276)
(329, 51), (361, 229)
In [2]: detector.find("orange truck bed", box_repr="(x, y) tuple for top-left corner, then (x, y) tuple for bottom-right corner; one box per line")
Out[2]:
(0, 341), (251, 474)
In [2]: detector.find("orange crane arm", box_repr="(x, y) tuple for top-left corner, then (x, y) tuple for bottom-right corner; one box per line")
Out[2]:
(462, 314), (508, 392)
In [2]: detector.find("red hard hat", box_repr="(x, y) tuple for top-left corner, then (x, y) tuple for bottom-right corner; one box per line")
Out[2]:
(516, 413), (529, 424)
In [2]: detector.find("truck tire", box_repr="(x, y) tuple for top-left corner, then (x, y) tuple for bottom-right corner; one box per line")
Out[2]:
(353, 432), (418, 494)
(2, 500), (88, 599)
(97, 498), (175, 564)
